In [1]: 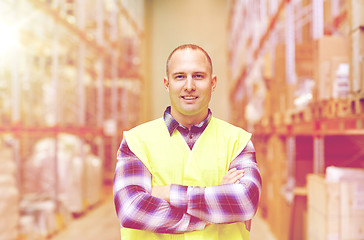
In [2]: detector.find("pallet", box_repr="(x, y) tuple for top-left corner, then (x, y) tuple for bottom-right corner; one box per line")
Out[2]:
(350, 93), (364, 115)
(335, 98), (351, 117)
(291, 107), (313, 123)
(312, 98), (352, 119)
(273, 112), (284, 126)
(283, 110), (293, 125)
(267, 94), (364, 127)
(312, 100), (333, 119)
(261, 116), (272, 127)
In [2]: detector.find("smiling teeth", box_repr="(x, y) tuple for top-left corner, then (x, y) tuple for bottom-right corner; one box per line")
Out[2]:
(183, 96), (197, 100)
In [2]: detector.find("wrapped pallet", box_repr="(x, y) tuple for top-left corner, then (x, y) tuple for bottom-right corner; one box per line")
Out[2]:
(84, 145), (102, 206)
(23, 137), (58, 197)
(66, 155), (85, 214)
(0, 139), (19, 240)
(23, 134), (83, 209)
(23, 133), (102, 215)
(19, 198), (58, 239)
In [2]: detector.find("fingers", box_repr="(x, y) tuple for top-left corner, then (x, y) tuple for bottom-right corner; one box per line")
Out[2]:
(220, 168), (245, 185)
(231, 169), (244, 183)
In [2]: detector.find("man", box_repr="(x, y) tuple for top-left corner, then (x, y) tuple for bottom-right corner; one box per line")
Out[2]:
(113, 44), (262, 239)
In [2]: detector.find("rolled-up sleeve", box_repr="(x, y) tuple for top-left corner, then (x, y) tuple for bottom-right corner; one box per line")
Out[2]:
(113, 139), (207, 233)
(169, 140), (262, 224)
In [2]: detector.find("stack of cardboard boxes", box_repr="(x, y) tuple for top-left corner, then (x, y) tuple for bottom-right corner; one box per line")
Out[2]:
(307, 167), (364, 240)
(313, 36), (350, 101)
(270, 0), (364, 122)
(264, 136), (291, 240)
(268, 42), (315, 125)
(0, 138), (19, 240)
(348, 0), (364, 96)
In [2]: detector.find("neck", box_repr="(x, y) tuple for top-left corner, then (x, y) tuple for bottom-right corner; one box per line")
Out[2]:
(170, 108), (208, 130)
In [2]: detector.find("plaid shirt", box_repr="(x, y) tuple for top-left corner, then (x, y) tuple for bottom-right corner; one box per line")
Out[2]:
(113, 107), (262, 234)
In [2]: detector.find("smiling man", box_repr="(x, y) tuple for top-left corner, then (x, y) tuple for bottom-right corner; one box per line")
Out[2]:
(164, 46), (216, 129)
(113, 44), (262, 240)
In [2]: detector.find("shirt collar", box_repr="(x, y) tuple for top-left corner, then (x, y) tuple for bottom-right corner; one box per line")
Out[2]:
(163, 106), (212, 136)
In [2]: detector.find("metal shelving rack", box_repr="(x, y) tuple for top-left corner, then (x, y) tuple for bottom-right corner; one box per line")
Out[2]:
(227, 0), (364, 239)
(0, 0), (145, 238)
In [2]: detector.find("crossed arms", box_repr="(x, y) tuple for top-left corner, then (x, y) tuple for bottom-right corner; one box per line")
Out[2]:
(113, 139), (262, 233)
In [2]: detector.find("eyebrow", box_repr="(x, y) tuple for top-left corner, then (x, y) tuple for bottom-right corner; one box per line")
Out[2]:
(172, 71), (207, 76)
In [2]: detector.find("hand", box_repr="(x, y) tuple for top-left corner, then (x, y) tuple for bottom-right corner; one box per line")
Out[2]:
(151, 185), (171, 202)
(220, 168), (244, 185)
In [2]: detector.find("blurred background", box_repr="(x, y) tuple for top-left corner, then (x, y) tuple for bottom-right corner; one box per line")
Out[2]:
(0, 0), (363, 239)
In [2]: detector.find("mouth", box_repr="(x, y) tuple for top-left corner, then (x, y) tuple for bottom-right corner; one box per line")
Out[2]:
(181, 96), (198, 100)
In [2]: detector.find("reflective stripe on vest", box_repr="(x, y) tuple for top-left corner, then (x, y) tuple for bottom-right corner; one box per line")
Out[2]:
(122, 117), (252, 240)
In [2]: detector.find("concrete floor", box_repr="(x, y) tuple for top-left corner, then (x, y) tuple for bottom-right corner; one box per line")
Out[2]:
(250, 210), (277, 240)
(51, 194), (121, 240)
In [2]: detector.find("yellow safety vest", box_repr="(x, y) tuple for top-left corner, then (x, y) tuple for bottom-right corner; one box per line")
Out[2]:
(121, 117), (252, 240)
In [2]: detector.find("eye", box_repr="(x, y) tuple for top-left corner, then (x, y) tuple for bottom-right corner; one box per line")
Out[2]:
(194, 74), (205, 79)
(174, 74), (185, 80)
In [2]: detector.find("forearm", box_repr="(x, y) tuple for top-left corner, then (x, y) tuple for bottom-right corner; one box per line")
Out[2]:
(169, 141), (262, 224)
(170, 166), (261, 224)
(113, 139), (207, 233)
(188, 171), (260, 223)
(114, 185), (206, 233)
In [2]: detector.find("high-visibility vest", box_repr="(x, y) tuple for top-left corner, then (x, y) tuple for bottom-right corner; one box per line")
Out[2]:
(121, 117), (252, 240)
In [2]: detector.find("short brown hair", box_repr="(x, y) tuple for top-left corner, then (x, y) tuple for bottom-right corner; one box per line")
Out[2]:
(166, 44), (213, 77)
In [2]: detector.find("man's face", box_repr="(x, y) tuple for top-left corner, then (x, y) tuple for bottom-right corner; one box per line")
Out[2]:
(164, 49), (216, 122)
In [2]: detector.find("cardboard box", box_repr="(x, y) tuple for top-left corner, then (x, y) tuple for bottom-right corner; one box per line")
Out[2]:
(307, 173), (364, 240)
(285, 83), (297, 111)
(272, 43), (314, 113)
(348, 0), (364, 30)
(296, 42), (314, 79)
(265, 136), (292, 240)
(313, 36), (350, 101)
(274, 43), (314, 82)
(340, 182), (364, 239)
(302, 0), (312, 41)
(331, 57), (350, 98)
(274, 44), (286, 84)
(307, 174), (341, 240)
(350, 27), (364, 94)
(263, 52), (272, 79)
(269, 78), (285, 114)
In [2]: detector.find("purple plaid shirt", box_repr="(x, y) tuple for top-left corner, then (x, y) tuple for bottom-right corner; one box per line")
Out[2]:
(113, 107), (262, 234)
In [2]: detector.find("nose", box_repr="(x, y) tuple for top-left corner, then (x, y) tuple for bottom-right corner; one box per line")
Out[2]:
(185, 76), (196, 92)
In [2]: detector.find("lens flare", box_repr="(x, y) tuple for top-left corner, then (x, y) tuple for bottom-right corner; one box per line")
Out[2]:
(0, 21), (19, 53)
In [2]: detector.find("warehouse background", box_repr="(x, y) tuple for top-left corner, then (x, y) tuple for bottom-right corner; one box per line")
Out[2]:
(0, 0), (364, 240)
(146, 0), (230, 121)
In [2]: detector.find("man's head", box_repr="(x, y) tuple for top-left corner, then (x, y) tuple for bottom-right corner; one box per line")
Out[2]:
(166, 44), (213, 77)
(164, 44), (217, 128)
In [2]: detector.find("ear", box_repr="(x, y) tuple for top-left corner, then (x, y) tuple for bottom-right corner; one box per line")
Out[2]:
(211, 75), (217, 92)
(164, 77), (169, 92)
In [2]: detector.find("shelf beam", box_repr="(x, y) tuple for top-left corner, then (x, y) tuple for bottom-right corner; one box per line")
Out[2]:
(254, 113), (364, 136)
(27, 0), (104, 52)
(115, 0), (143, 39)
(0, 124), (104, 136)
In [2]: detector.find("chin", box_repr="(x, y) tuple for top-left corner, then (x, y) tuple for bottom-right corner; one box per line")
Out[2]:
(182, 108), (204, 117)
